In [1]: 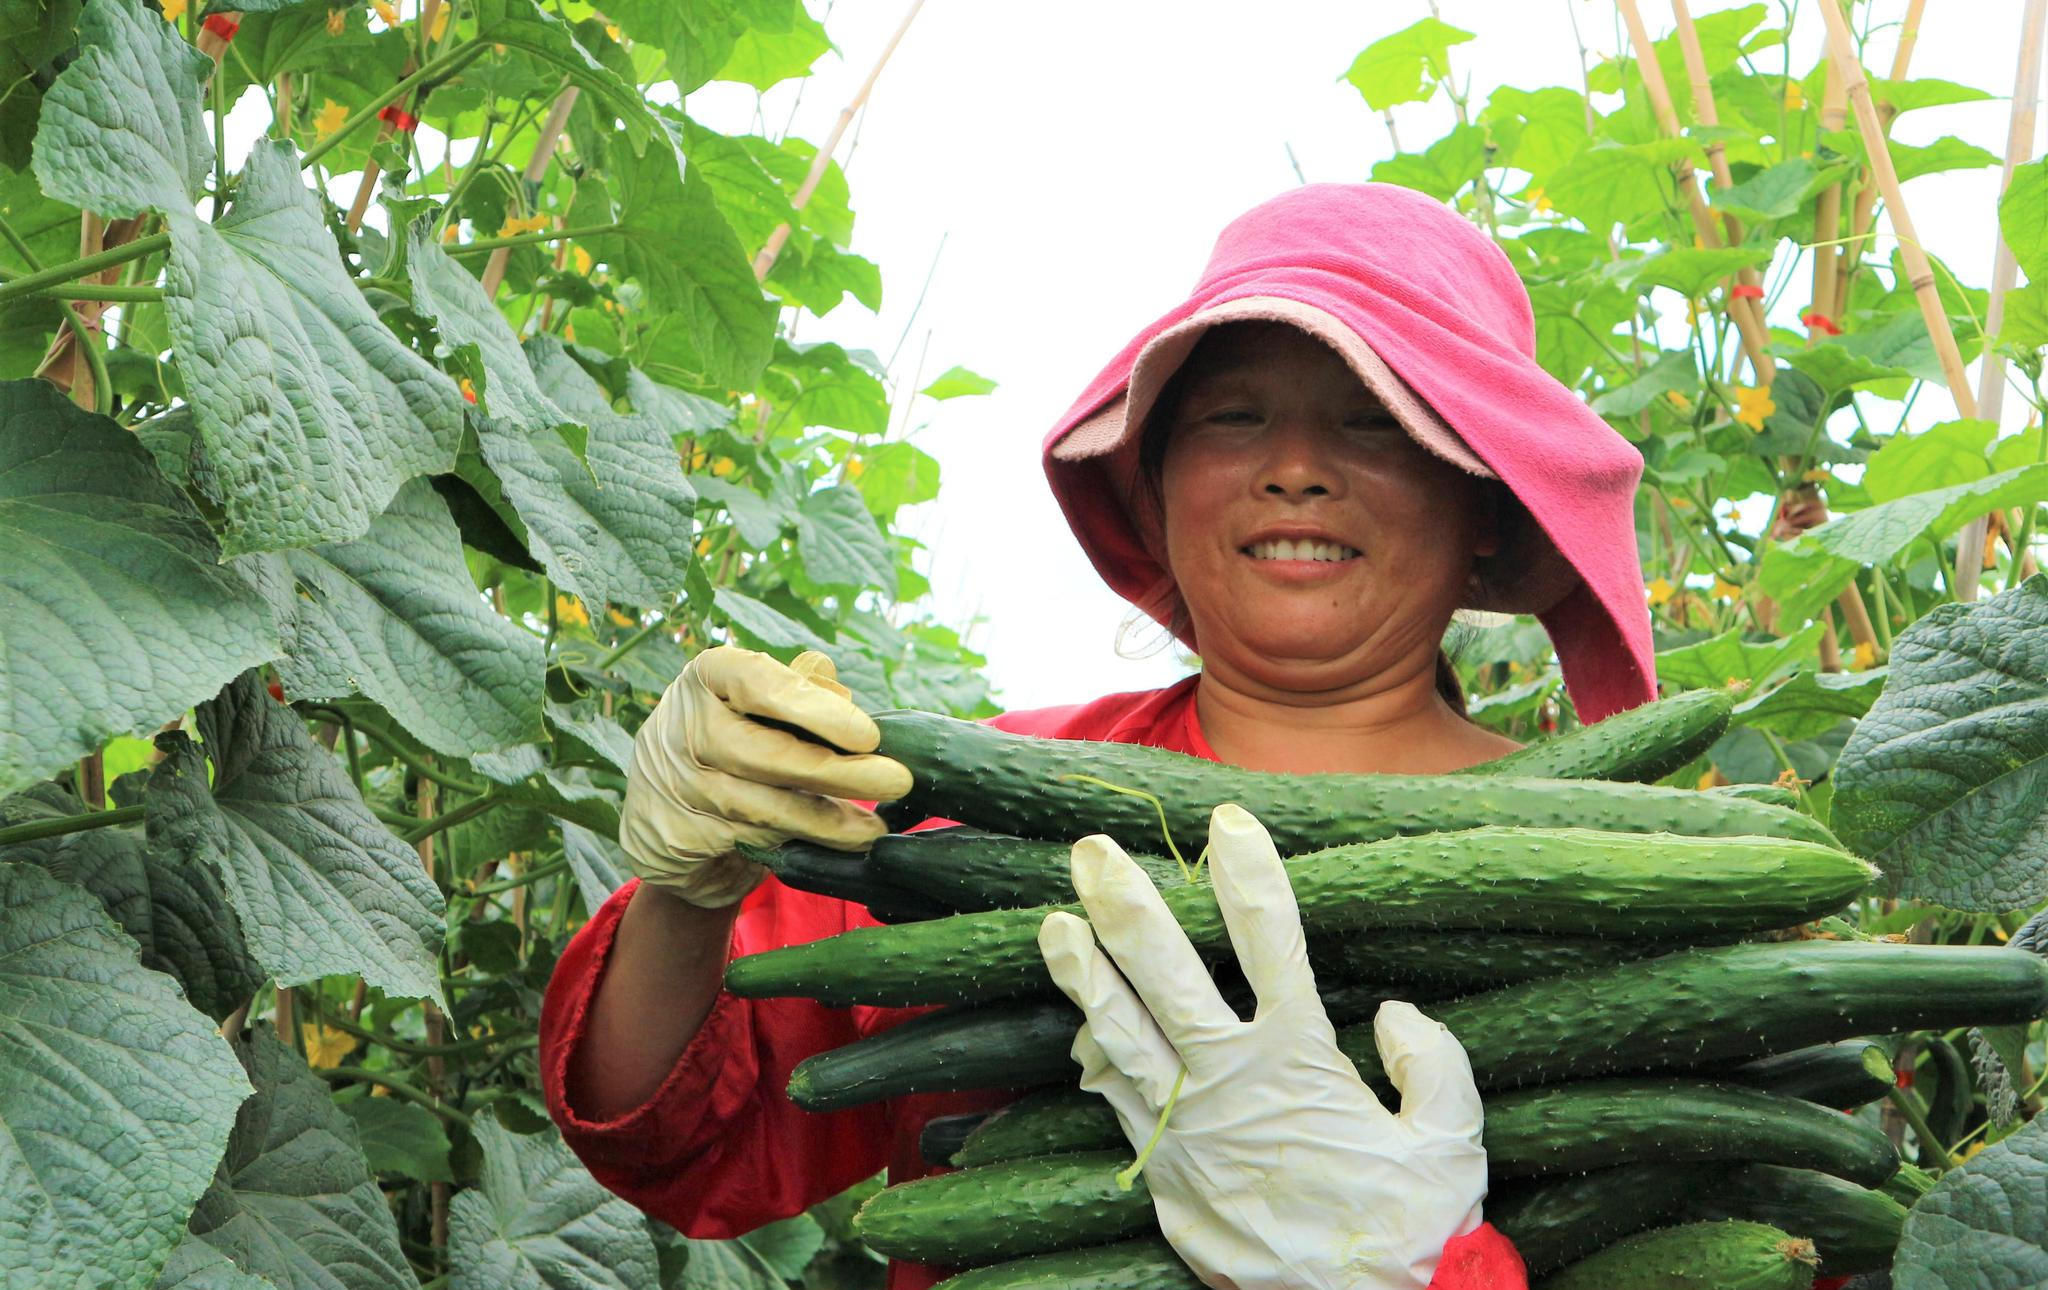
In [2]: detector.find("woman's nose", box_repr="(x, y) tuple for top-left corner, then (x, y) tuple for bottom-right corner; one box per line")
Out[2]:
(1255, 418), (1343, 498)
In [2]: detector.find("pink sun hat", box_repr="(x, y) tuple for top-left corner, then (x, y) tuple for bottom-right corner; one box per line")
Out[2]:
(1040, 182), (1656, 723)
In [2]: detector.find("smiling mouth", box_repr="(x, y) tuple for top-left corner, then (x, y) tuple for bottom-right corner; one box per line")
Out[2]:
(1242, 539), (1361, 562)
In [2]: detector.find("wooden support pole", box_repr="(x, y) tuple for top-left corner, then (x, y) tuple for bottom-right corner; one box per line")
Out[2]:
(341, 0), (445, 234)
(479, 87), (578, 299)
(1833, 0), (1930, 322)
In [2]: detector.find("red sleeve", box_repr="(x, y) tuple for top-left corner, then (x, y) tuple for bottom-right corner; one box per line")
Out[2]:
(1430, 1224), (1528, 1289)
(538, 875), (907, 1238)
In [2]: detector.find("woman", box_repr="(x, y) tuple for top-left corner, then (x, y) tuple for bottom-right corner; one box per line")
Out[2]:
(538, 183), (1656, 1289)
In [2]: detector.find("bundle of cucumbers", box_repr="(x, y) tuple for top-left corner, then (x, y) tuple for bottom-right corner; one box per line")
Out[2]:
(726, 692), (2048, 1288)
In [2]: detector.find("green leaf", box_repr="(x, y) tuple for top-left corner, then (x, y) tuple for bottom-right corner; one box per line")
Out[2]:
(165, 140), (465, 554)
(1995, 281), (2048, 353)
(149, 1239), (279, 1290)
(146, 672), (448, 1007)
(691, 473), (793, 549)
(1654, 623), (1823, 694)
(1993, 426), (2048, 474)
(1870, 75), (1994, 118)
(1544, 138), (1700, 234)
(1887, 134), (2001, 185)
(1628, 244), (1777, 299)
(1893, 1112), (2048, 1286)
(849, 440), (941, 521)
(1478, 85), (1591, 180)
(29, 0), (212, 217)
(767, 238), (883, 316)
(716, 7), (831, 89)
(0, 381), (281, 798)
(739, 133), (855, 247)
(547, 698), (634, 773)
(764, 339), (889, 435)
(739, 1213), (826, 1279)
(920, 365), (998, 401)
(260, 477), (545, 757)
(2000, 156), (2048, 283)
(1709, 157), (1846, 225)
(713, 586), (828, 652)
(1759, 463), (2048, 623)
(472, 0), (658, 150)
(180, 1024), (412, 1290)
(1832, 577), (2048, 910)
(1732, 667), (1888, 743)
(603, 0), (795, 95)
(337, 1096), (454, 1183)
(1776, 339), (1911, 400)
(1862, 419), (1997, 503)
(796, 484), (894, 593)
(449, 1107), (662, 1290)
(562, 819), (632, 914)
(469, 744), (621, 837)
(0, 861), (250, 1290)
(0, 782), (263, 1022)
(1341, 16), (1474, 111)
(1590, 350), (1698, 417)
(584, 128), (778, 390)
(1370, 122), (1488, 202)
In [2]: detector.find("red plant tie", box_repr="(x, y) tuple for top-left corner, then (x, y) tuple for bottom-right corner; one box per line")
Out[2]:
(1728, 283), (1764, 300)
(201, 12), (239, 39)
(1801, 309), (1842, 336)
(378, 104), (421, 133)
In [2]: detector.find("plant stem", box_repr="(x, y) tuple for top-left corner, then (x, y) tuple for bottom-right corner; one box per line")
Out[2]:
(302, 705), (487, 796)
(317, 1066), (474, 1128)
(0, 804), (146, 847)
(598, 617), (663, 670)
(448, 221), (622, 255)
(298, 41), (488, 172)
(0, 231), (172, 305)
(1886, 1084), (1956, 1168)
(404, 793), (502, 843)
(467, 856), (568, 895)
(38, 283), (163, 302)
(310, 998), (537, 1057)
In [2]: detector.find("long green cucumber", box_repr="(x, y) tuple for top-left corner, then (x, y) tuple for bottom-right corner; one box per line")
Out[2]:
(930, 1238), (1199, 1290)
(1680, 1165), (1907, 1277)
(1725, 1040), (1893, 1109)
(871, 708), (1839, 851)
(1489, 1165), (1703, 1275)
(752, 844), (952, 923)
(1459, 688), (1733, 783)
(919, 1111), (990, 1169)
(1536, 1221), (1817, 1290)
(727, 829), (1875, 1007)
(1711, 783), (1803, 809)
(860, 1080), (1889, 1267)
(859, 828), (1181, 911)
(788, 943), (2048, 1111)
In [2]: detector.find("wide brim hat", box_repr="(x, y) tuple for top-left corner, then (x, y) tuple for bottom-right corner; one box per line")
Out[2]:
(1039, 183), (1656, 722)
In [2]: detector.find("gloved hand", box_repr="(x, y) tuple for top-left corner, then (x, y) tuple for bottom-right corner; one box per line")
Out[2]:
(1037, 803), (1488, 1290)
(619, 645), (911, 908)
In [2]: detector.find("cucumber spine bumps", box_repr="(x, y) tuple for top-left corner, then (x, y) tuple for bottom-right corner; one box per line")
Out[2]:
(726, 828), (1875, 1008)
(1456, 687), (1732, 783)
(871, 709), (1838, 852)
(1536, 1221), (1818, 1290)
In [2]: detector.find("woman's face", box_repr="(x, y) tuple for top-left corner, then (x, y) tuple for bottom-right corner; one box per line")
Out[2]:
(1150, 322), (1497, 689)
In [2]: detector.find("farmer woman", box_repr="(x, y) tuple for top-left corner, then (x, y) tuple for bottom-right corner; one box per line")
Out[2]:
(538, 183), (1657, 1289)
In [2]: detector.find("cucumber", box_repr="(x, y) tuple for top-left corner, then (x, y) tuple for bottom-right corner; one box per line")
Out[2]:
(1535, 1220), (1817, 1290)
(752, 844), (952, 923)
(871, 708), (1841, 851)
(789, 943), (2048, 1111)
(727, 829), (1875, 1008)
(1919, 1036), (1974, 1166)
(853, 1150), (1147, 1264)
(931, 1239), (1199, 1290)
(1459, 688), (1733, 783)
(1883, 1160), (1938, 1206)
(919, 1111), (990, 1168)
(865, 1082), (1888, 1267)
(1680, 1165), (1908, 1276)
(1711, 783), (1803, 809)
(1720, 1040), (1894, 1109)
(1490, 1164), (1703, 1275)
(950, 1079), (1894, 1184)
(860, 827), (1182, 912)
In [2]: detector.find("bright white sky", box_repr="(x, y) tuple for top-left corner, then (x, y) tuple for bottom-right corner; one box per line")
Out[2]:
(686, 0), (2044, 712)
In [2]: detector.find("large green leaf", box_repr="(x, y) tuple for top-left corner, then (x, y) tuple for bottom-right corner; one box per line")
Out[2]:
(1654, 623), (1822, 694)
(336, 1096), (453, 1183)
(261, 476), (545, 757)
(472, 0), (659, 150)
(150, 1238), (280, 1290)
(1709, 157), (1846, 225)
(0, 381), (280, 797)
(1758, 463), (2048, 623)
(692, 473), (795, 549)
(180, 1025), (411, 1290)
(1862, 419), (1997, 503)
(448, 1107), (661, 1290)
(470, 744), (622, 837)
(0, 783), (262, 1022)
(1544, 138), (1700, 234)
(0, 861), (249, 1290)
(562, 820), (631, 914)
(604, 0), (796, 95)
(713, 586), (828, 652)
(1628, 244), (1777, 299)
(582, 131), (778, 390)
(29, 0), (211, 216)
(1370, 123), (1488, 202)
(1733, 667), (1888, 743)
(716, 6), (831, 89)
(1832, 577), (2048, 910)
(146, 673), (448, 1007)
(2000, 155), (2048, 283)
(1893, 1113), (2048, 1288)
(796, 484), (893, 593)
(1341, 16), (1474, 110)
(164, 140), (464, 554)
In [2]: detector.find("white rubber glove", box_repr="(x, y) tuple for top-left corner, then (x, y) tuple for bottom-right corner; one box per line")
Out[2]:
(619, 645), (911, 908)
(1037, 803), (1488, 1290)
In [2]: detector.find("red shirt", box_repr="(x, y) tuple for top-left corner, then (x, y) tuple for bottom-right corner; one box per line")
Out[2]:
(538, 676), (1528, 1288)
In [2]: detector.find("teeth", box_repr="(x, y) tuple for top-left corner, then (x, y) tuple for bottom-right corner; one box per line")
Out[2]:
(1246, 539), (1359, 562)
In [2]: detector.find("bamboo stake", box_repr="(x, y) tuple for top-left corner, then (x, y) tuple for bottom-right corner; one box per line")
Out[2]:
(1833, 0), (1930, 322)
(752, 0), (928, 282)
(341, 0), (445, 234)
(1818, 0), (1978, 417)
(479, 87), (578, 299)
(1669, 1), (1766, 302)
(1956, 0), (2048, 602)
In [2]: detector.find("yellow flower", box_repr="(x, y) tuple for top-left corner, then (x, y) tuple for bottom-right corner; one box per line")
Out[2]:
(605, 21), (621, 41)
(1646, 577), (1674, 607)
(695, 536), (713, 555)
(710, 457), (735, 477)
(1710, 577), (1742, 602)
(371, 0), (400, 25)
(1802, 468), (1831, 484)
(299, 1023), (358, 1070)
(495, 212), (550, 238)
(562, 323), (576, 342)
(608, 607), (636, 628)
(1665, 390), (1693, 413)
(326, 6), (346, 34)
(1773, 767), (1806, 790)
(440, 223), (460, 243)
(1732, 385), (1775, 431)
(314, 98), (349, 139)
(844, 457), (866, 480)
(1695, 769), (1727, 790)
(571, 246), (593, 276)
(1783, 80), (1805, 111)
(1851, 640), (1878, 671)
(429, 0), (448, 39)
(1526, 186), (1552, 213)
(161, 0), (188, 22)
(1670, 496), (1694, 511)
(687, 448), (708, 471)
(459, 376), (477, 404)
(555, 594), (590, 629)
